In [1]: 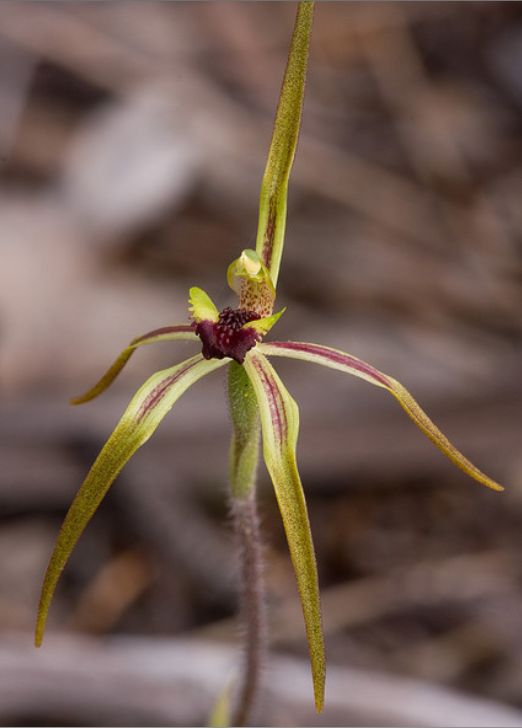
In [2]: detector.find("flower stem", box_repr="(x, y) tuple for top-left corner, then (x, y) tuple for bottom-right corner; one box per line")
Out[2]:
(227, 361), (266, 725)
(228, 361), (261, 498)
(230, 492), (266, 727)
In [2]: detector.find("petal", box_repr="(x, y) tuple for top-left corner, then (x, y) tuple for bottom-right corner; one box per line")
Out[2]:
(255, 2), (314, 288)
(189, 286), (220, 324)
(244, 350), (325, 712)
(260, 341), (504, 492)
(35, 354), (228, 647)
(71, 325), (198, 404)
(241, 307), (286, 336)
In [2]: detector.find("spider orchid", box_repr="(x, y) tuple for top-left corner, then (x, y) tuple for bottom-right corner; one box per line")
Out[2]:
(36, 1), (504, 720)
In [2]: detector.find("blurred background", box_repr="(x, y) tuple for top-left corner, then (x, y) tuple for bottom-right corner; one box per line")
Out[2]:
(1, 2), (522, 725)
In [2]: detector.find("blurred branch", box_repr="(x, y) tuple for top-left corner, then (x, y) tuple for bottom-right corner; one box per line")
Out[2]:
(0, 4), (476, 250)
(195, 549), (520, 647)
(2, 634), (522, 727)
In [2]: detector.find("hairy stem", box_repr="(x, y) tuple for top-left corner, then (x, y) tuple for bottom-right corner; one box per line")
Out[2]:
(228, 362), (260, 499)
(230, 493), (266, 727)
(228, 362), (266, 724)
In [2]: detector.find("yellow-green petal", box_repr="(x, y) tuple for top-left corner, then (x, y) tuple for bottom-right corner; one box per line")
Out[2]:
(35, 354), (228, 647)
(242, 308), (286, 336)
(244, 350), (325, 712)
(71, 325), (198, 404)
(260, 341), (504, 493)
(189, 286), (220, 324)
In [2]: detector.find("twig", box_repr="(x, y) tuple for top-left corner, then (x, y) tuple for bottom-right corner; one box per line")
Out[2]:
(2, 634), (522, 726)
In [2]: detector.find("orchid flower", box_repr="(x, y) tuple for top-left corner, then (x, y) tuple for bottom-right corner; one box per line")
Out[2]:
(36, 2), (504, 722)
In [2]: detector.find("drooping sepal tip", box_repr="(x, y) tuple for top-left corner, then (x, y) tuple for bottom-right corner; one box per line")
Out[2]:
(69, 325), (198, 406)
(244, 350), (325, 712)
(70, 349), (134, 405)
(260, 341), (505, 494)
(388, 377), (504, 493)
(35, 354), (228, 648)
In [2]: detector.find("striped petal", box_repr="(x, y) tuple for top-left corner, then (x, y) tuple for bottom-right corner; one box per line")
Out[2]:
(35, 354), (227, 647)
(260, 341), (504, 492)
(244, 350), (325, 712)
(255, 1), (314, 288)
(71, 325), (198, 404)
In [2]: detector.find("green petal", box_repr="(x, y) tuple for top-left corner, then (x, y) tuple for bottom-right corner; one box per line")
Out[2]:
(255, 1), (314, 288)
(71, 325), (198, 404)
(260, 341), (504, 493)
(244, 350), (325, 712)
(242, 308), (286, 336)
(188, 286), (220, 323)
(35, 354), (228, 647)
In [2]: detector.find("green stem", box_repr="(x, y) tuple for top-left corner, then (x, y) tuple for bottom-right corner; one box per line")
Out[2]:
(228, 362), (261, 499)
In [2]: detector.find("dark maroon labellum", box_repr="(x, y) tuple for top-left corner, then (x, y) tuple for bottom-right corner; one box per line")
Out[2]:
(196, 307), (261, 364)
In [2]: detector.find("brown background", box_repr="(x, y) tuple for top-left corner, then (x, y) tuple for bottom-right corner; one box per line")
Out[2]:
(1, 3), (522, 726)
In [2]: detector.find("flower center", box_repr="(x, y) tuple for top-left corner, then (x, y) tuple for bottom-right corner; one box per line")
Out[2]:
(196, 307), (261, 364)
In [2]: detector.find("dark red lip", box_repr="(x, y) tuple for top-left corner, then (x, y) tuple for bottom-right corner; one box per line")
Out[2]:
(196, 307), (261, 364)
